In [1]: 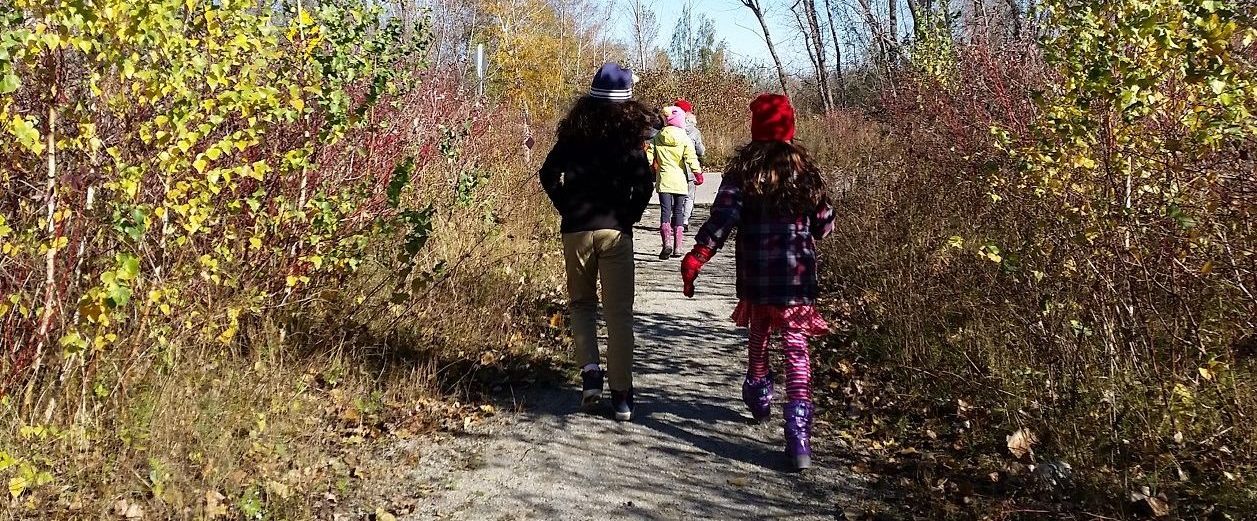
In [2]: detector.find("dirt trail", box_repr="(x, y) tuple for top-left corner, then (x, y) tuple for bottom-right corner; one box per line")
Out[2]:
(391, 191), (873, 520)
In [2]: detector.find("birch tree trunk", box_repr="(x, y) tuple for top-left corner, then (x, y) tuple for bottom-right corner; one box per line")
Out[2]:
(888, 0), (899, 58)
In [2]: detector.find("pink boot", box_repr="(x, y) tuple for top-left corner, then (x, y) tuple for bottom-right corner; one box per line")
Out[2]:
(672, 226), (685, 257)
(659, 224), (674, 260)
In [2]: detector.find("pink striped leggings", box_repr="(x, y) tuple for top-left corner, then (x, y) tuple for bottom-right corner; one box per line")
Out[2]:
(746, 315), (812, 401)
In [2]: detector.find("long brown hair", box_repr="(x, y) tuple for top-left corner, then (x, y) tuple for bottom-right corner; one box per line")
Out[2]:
(725, 140), (830, 217)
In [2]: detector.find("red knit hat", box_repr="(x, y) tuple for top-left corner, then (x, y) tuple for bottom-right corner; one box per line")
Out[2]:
(749, 93), (795, 142)
(674, 98), (694, 114)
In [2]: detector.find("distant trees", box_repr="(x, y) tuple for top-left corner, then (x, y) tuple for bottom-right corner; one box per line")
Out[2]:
(668, 2), (728, 72)
(729, 0), (1038, 111)
(629, 0), (661, 70)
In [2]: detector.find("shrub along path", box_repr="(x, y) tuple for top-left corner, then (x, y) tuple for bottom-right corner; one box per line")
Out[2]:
(382, 199), (878, 520)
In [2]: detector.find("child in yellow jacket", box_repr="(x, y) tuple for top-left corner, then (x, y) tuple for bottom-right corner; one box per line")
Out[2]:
(647, 106), (703, 259)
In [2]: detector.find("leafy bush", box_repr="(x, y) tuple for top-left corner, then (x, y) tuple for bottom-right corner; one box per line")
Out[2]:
(0, 1), (564, 515)
(818, 0), (1256, 513)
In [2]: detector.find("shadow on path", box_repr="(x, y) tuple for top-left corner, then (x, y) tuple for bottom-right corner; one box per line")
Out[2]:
(392, 206), (869, 520)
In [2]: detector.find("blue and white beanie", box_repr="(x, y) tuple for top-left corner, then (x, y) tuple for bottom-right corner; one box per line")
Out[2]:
(588, 62), (636, 101)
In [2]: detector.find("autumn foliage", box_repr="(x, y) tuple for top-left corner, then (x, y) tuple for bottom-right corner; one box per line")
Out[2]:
(818, 0), (1257, 514)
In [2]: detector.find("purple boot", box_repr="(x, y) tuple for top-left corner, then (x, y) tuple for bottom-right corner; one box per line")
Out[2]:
(741, 373), (774, 422)
(784, 399), (814, 470)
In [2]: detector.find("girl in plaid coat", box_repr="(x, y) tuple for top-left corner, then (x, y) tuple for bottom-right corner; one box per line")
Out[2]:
(680, 94), (835, 471)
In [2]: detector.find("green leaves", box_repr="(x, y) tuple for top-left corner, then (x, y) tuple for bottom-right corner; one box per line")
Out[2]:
(7, 115), (42, 155)
(0, 73), (18, 94)
(386, 156), (415, 208)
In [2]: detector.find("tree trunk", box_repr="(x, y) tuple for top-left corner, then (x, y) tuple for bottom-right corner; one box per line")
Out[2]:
(855, 0), (894, 77)
(1004, 0), (1023, 39)
(791, 4), (823, 110)
(888, 0), (899, 55)
(906, 0), (924, 41)
(740, 0), (791, 96)
(802, 0), (833, 111)
(824, 0), (845, 104)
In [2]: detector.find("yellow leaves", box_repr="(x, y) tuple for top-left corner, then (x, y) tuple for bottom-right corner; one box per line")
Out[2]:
(44, 236), (69, 253)
(205, 9), (221, 36)
(8, 114), (43, 156)
(217, 307), (241, 344)
(249, 160), (269, 180)
(8, 461), (52, 498)
(979, 244), (1003, 263)
(59, 330), (89, 354)
(289, 84), (305, 112)
(1173, 382), (1195, 406)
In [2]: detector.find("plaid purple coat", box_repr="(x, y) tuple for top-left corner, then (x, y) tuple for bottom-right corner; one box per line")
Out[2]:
(694, 177), (835, 306)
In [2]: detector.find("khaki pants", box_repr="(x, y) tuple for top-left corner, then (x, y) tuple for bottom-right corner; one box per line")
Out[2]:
(562, 230), (635, 391)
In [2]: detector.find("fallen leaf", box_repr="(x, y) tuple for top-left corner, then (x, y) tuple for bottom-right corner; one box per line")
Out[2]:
(205, 490), (228, 519)
(1006, 428), (1038, 459)
(114, 498), (144, 519)
(1130, 487), (1170, 517)
(265, 480), (292, 500)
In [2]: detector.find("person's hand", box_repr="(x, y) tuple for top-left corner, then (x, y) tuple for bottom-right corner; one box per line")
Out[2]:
(681, 245), (714, 298)
(694, 171), (705, 186)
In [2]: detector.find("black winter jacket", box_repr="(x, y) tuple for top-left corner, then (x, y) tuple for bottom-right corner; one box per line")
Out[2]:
(539, 141), (654, 234)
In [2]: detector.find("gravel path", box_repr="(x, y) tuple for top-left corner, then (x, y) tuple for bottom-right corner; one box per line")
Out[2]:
(392, 201), (871, 520)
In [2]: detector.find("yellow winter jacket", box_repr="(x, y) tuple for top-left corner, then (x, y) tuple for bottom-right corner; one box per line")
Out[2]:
(647, 126), (700, 195)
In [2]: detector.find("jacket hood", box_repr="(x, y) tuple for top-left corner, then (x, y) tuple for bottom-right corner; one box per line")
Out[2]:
(654, 125), (688, 147)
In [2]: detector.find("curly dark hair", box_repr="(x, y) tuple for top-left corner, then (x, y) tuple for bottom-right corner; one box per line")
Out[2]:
(725, 140), (830, 217)
(556, 96), (658, 151)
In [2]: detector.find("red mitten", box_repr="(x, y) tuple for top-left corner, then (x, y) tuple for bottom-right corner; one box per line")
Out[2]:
(680, 245), (714, 298)
(694, 171), (705, 186)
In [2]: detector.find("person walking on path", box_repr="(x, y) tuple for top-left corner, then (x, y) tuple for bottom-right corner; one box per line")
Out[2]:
(679, 94), (836, 470)
(647, 105), (703, 260)
(673, 98), (706, 230)
(539, 63), (656, 421)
